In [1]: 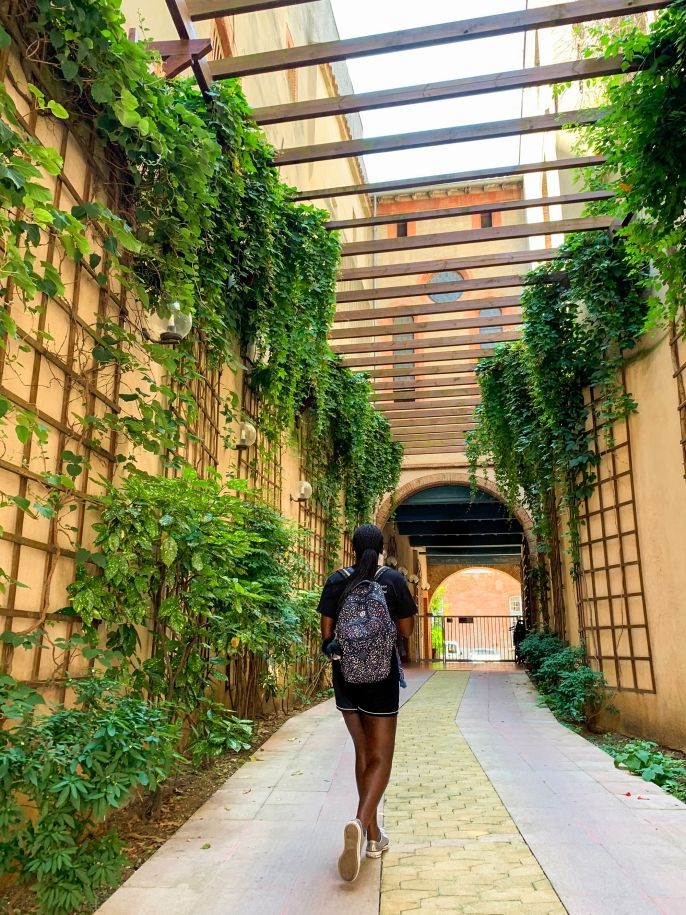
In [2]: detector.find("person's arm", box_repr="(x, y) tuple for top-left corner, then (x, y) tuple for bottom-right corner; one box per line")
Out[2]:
(321, 615), (335, 640)
(396, 615), (414, 638)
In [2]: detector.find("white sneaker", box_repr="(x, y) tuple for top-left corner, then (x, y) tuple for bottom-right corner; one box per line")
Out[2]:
(366, 828), (390, 858)
(338, 818), (366, 882)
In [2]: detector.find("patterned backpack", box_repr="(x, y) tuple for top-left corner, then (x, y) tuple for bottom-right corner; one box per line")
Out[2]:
(335, 567), (397, 684)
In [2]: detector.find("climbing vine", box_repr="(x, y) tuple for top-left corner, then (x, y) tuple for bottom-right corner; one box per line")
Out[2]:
(468, 233), (648, 572)
(579, 1), (686, 324)
(0, 0), (399, 544)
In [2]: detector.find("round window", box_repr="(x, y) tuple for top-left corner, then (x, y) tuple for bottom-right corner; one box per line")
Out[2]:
(428, 270), (464, 303)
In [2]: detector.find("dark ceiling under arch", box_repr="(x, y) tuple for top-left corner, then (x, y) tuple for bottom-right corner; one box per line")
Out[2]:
(394, 485), (523, 566)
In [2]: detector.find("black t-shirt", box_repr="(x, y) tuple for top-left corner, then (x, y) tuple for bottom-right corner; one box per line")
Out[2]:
(317, 566), (418, 622)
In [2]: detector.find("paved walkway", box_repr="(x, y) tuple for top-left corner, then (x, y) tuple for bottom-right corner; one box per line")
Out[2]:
(99, 669), (686, 915)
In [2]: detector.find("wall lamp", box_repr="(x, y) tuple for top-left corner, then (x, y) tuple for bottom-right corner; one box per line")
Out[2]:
(143, 302), (193, 345)
(291, 480), (313, 503)
(233, 421), (258, 452)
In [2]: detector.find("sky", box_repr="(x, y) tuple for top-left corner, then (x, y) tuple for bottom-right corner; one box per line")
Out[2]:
(328, 0), (530, 183)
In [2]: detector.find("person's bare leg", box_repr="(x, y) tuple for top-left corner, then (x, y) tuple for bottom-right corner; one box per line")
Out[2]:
(355, 715), (397, 840)
(341, 711), (367, 798)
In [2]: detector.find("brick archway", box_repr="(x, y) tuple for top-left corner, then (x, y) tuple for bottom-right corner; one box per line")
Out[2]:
(375, 470), (535, 550)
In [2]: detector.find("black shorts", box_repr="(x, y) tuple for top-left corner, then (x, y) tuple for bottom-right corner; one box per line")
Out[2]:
(332, 655), (400, 717)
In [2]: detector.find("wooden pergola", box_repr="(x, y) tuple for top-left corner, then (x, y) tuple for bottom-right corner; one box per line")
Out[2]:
(161, 0), (670, 456)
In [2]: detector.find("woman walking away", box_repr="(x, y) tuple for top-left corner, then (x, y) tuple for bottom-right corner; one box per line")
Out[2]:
(318, 524), (417, 882)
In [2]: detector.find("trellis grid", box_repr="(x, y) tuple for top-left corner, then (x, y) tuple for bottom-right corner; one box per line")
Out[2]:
(669, 312), (686, 480)
(576, 379), (655, 693)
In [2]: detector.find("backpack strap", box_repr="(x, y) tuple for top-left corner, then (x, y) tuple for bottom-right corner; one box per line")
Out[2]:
(374, 566), (389, 580)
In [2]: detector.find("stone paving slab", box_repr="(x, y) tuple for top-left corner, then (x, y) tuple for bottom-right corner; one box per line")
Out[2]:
(458, 670), (686, 915)
(98, 671), (431, 915)
(380, 672), (565, 915)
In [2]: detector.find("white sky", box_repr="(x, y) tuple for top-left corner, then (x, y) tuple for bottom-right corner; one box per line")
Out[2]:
(329, 0), (529, 182)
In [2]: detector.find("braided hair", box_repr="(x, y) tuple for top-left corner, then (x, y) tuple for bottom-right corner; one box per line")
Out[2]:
(341, 523), (385, 601)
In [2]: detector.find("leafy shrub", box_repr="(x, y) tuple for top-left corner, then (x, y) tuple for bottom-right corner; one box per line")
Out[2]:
(605, 740), (686, 802)
(187, 698), (253, 767)
(536, 644), (586, 695)
(519, 630), (564, 673)
(545, 665), (614, 726)
(0, 674), (178, 915)
(519, 630), (614, 726)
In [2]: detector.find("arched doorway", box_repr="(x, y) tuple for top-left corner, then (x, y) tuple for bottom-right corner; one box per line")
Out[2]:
(377, 477), (531, 663)
(429, 568), (522, 663)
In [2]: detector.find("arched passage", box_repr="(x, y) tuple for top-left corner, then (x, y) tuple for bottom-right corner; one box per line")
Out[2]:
(378, 476), (532, 661)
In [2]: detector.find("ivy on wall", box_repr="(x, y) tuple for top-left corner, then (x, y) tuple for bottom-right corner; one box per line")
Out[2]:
(580, 2), (686, 324)
(0, 0), (401, 557)
(467, 233), (648, 573)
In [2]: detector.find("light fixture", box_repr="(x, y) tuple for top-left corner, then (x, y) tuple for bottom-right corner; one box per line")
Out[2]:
(291, 480), (313, 503)
(144, 301), (193, 345)
(234, 421), (257, 451)
(245, 336), (271, 367)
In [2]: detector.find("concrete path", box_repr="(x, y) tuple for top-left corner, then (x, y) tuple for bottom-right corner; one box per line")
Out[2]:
(98, 668), (686, 915)
(459, 670), (686, 915)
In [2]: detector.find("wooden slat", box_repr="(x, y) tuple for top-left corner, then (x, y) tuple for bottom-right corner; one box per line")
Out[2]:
(392, 425), (477, 435)
(337, 279), (525, 309)
(373, 374), (479, 391)
(329, 312), (521, 341)
(334, 295), (523, 326)
(380, 396), (481, 413)
(333, 329), (520, 355)
(254, 56), (627, 125)
(275, 109), (604, 165)
(374, 387), (481, 403)
(339, 247), (560, 283)
(209, 1), (668, 78)
(386, 407), (477, 420)
(342, 340), (518, 368)
(164, 0), (213, 92)
(341, 216), (613, 257)
(404, 444), (467, 454)
(328, 189), (612, 231)
(297, 156), (604, 201)
(188, 0), (312, 20)
(369, 363), (483, 380)
(389, 417), (475, 428)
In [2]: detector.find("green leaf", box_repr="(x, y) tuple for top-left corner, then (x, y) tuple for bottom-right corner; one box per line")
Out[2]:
(160, 537), (178, 567)
(47, 100), (69, 120)
(0, 25), (11, 49)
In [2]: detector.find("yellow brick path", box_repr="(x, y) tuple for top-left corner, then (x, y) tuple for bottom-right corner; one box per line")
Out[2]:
(381, 672), (565, 915)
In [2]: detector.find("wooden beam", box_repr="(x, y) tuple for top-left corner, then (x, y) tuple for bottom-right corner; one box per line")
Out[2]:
(275, 109), (604, 165)
(387, 405), (476, 417)
(369, 363), (483, 380)
(209, 1), (668, 78)
(389, 418), (475, 429)
(329, 313), (521, 342)
(328, 190), (612, 232)
(374, 374), (479, 391)
(188, 0), (312, 21)
(148, 38), (213, 78)
(381, 396), (481, 413)
(333, 295), (523, 326)
(164, 0), (212, 93)
(392, 425), (477, 434)
(404, 445), (467, 454)
(254, 56), (628, 125)
(374, 387), (481, 403)
(338, 247), (560, 283)
(342, 341), (518, 369)
(296, 156), (604, 201)
(333, 329), (521, 355)
(341, 216), (613, 257)
(337, 279), (526, 309)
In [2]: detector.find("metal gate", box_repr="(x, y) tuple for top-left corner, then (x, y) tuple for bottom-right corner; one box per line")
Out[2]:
(410, 614), (523, 663)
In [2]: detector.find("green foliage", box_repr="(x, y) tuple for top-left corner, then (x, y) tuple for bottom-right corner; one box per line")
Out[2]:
(306, 359), (403, 566)
(0, 673), (179, 915)
(187, 699), (253, 767)
(604, 739), (686, 802)
(520, 630), (614, 726)
(468, 233), (648, 571)
(2, 3), (398, 547)
(580, 3), (686, 323)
